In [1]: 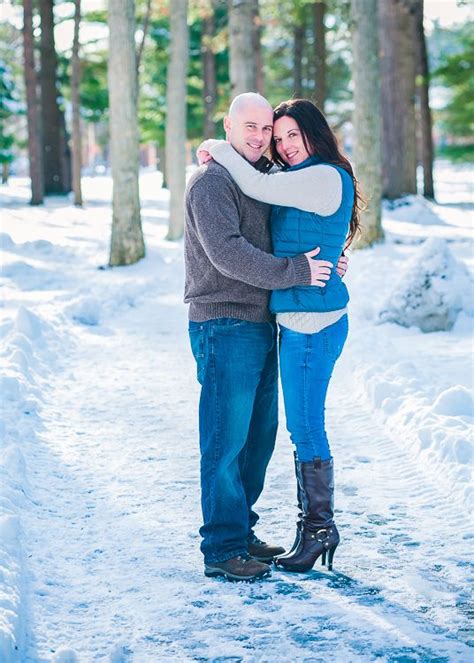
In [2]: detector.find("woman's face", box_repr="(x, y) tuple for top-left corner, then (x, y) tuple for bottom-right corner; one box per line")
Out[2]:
(273, 115), (311, 166)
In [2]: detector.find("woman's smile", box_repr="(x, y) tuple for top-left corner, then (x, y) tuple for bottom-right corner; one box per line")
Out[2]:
(273, 115), (311, 166)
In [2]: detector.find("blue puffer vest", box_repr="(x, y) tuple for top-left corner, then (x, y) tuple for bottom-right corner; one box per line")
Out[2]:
(269, 155), (354, 313)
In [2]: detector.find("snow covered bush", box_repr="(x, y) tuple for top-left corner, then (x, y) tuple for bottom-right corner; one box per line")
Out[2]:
(383, 195), (445, 225)
(377, 237), (470, 332)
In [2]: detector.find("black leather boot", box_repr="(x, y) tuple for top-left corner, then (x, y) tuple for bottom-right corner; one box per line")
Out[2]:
(274, 451), (303, 562)
(275, 457), (339, 572)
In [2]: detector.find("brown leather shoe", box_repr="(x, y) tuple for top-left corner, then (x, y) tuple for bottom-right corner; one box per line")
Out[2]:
(204, 554), (271, 582)
(248, 534), (286, 562)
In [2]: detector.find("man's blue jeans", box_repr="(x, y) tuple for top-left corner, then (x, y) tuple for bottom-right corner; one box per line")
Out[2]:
(189, 318), (278, 564)
(279, 314), (348, 463)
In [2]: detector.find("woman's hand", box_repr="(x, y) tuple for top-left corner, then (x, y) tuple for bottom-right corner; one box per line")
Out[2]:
(196, 139), (226, 166)
(197, 150), (212, 165)
(336, 254), (349, 278)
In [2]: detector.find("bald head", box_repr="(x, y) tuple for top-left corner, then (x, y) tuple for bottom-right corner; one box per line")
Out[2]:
(223, 93), (274, 163)
(228, 93), (273, 119)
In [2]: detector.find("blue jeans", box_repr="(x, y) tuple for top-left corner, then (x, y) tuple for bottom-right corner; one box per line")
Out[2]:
(279, 314), (348, 463)
(189, 318), (278, 564)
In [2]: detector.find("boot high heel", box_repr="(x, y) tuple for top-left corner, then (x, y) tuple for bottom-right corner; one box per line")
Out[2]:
(275, 458), (340, 573)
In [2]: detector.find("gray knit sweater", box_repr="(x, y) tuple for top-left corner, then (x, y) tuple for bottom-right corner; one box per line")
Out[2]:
(184, 160), (311, 323)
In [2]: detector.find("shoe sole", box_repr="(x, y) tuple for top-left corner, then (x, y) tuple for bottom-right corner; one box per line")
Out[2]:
(204, 567), (272, 582)
(251, 556), (276, 563)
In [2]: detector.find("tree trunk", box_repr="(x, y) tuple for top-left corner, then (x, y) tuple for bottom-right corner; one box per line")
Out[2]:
(39, 0), (68, 194)
(252, 0), (264, 95)
(165, 0), (188, 241)
(157, 144), (166, 185)
(202, 1), (216, 139)
(414, 0), (434, 199)
(59, 111), (72, 193)
(2, 162), (10, 185)
(312, 1), (326, 111)
(22, 0), (44, 204)
(351, 0), (384, 247)
(379, 0), (417, 199)
(71, 0), (82, 206)
(228, 0), (257, 96)
(108, 0), (145, 265)
(136, 0), (152, 79)
(293, 23), (305, 98)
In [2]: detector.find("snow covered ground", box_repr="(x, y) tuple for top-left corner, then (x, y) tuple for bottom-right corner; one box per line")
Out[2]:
(1, 161), (473, 662)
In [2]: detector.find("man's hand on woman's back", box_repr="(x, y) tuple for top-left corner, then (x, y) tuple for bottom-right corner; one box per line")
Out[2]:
(336, 254), (348, 278)
(304, 247), (333, 287)
(304, 248), (349, 286)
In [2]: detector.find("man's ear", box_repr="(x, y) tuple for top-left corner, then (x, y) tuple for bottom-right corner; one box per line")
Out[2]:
(223, 115), (231, 136)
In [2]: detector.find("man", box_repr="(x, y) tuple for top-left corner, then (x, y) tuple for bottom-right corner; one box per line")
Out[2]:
(184, 93), (343, 582)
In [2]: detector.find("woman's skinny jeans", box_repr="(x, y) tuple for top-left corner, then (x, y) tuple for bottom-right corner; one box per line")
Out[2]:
(279, 314), (348, 462)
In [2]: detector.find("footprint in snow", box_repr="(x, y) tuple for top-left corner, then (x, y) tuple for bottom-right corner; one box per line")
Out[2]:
(340, 484), (359, 496)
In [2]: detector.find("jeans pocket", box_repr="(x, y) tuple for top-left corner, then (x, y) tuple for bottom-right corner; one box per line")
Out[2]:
(189, 327), (205, 384)
(322, 315), (348, 360)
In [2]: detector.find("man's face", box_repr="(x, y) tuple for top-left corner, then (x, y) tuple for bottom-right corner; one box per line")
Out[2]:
(223, 105), (274, 163)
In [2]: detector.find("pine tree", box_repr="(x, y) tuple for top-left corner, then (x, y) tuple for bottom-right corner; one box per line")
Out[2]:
(435, 26), (474, 142)
(0, 61), (17, 184)
(71, 0), (83, 206)
(228, 0), (257, 95)
(414, 0), (434, 199)
(22, 0), (44, 204)
(312, 1), (326, 110)
(201, 0), (217, 138)
(108, 0), (145, 265)
(351, 0), (383, 247)
(39, 0), (71, 194)
(165, 0), (189, 241)
(379, 0), (417, 199)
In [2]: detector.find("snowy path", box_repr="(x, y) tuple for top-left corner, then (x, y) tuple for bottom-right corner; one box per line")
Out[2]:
(21, 286), (472, 662)
(1, 172), (472, 662)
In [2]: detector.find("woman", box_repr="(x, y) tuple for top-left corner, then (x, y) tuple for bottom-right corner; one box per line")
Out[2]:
(198, 99), (362, 572)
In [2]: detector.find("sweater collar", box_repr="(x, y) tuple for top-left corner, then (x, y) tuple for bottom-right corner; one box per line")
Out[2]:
(286, 155), (322, 172)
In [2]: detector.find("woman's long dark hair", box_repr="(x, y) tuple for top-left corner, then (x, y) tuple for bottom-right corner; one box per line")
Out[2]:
(271, 99), (363, 248)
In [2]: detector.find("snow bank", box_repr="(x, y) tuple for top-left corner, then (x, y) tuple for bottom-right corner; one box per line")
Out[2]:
(383, 195), (445, 226)
(378, 237), (471, 332)
(52, 649), (79, 663)
(66, 296), (102, 326)
(382, 188), (473, 242)
(64, 280), (146, 328)
(359, 356), (473, 508)
(0, 514), (23, 663)
(0, 210), (175, 660)
(0, 301), (66, 660)
(347, 228), (473, 511)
